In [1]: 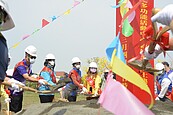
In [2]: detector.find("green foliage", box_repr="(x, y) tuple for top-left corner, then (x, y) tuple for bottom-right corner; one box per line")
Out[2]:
(25, 81), (38, 89)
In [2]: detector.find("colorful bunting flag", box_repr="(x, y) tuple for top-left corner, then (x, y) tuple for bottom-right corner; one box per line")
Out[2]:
(22, 35), (30, 40)
(51, 16), (57, 21)
(42, 19), (50, 27)
(8, 0), (82, 49)
(64, 9), (71, 15)
(73, 0), (80, 7)
(12, 42), (21, 48)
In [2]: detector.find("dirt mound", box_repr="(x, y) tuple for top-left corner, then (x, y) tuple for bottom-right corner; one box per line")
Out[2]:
(15, 99), (173, 115)
(15, 99), (112, 115)
(151, 100), (173, 115)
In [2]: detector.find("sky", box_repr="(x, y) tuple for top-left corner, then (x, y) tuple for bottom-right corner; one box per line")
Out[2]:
(3, 0), (173, 73)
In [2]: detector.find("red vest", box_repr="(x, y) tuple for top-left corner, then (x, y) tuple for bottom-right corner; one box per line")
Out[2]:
(69, 69), (81, 83)
(14, 60), (31, 75)
(40, 66), (56, 83)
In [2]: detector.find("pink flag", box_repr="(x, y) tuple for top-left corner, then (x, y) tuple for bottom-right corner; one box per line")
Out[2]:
(98, 78), (154, 115)
(73, 1), (80, 7)
(22, 35), (30, 40)
(42, 19), (49, 27)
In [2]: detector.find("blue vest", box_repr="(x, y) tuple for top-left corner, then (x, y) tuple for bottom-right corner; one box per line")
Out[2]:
(157, 70), (173, 94)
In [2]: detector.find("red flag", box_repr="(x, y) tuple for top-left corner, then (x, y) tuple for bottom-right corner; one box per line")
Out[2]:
(42, 19), (49, 27)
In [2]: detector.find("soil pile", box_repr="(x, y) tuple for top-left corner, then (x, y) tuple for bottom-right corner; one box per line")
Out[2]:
(15, 99), (173, 115)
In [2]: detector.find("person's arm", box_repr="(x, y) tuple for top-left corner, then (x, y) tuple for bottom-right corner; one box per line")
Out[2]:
(40, 72), (56, 86)
(71, 73), (83, 89)
(148, 8), (161, 54)
(23, 73), (39, 82)
(94, 76), (101, 95)
(152, 8), (160, 38)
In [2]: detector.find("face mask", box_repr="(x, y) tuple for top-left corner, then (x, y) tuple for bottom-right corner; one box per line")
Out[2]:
(30, 58), (35, 64)
(90, 68), (97, 73)
(76, 64), (81, 69)
(49, 61), (55, 66)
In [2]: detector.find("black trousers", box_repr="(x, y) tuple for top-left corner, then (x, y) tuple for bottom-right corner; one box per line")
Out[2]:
(39, 95), (54, 103)
(10, 94), (23, 113)
(68, 95), (77, 102)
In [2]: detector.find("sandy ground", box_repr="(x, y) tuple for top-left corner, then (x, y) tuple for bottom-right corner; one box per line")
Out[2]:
(14, 98), (173, 115)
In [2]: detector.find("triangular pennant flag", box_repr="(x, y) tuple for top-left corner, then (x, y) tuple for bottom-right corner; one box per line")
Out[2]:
(12, 42), (21, 49)
(51, 16), (57, 21)
(73, 1), (80, 7)
(42, 19), (50, 27)
(22, 35), (30, 40)
(64, 9), (71, 15)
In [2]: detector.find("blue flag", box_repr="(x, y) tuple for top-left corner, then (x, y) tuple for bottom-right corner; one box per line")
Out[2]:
(106, 32), (126, 63)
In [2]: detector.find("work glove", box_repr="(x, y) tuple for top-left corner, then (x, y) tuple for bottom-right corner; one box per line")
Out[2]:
(4, 98), (11, 103)
(82, 87), (88, 93)
(38, 79), (47, 85)
(8, 78), (25, 86)
(11, 83), (22, 92)
(94, 92), (98, 96)
(31, 74), (38, 78)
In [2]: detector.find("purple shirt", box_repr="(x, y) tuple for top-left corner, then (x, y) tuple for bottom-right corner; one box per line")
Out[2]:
(10, 59), (32, 95)
(13, 59), (32, 84)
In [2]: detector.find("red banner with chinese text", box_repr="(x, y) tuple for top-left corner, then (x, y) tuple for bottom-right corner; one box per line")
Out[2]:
(116, 0), (154, 104)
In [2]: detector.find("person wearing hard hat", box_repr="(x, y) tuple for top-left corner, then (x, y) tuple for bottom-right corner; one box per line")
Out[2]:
(62, 57), (88, 102)
(82, 62), (101, 96)
(0, 0), (15, 86)
(100, 69), (116, 91)
(155, 62), (173, 102)
(38, 53), (57, 103)
(9, 45), (47, 113)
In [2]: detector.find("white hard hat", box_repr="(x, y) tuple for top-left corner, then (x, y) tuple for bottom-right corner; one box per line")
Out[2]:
(155, 63), (164, 74)
(104, 69), (109, 73)
(25, 45), (37, 57)
(72, 57), (81, 64)
(155, 63), (164, 70)
(89, 62), (97, 68)
(45, 53), (55, 60)
(0, 0), (15, 31)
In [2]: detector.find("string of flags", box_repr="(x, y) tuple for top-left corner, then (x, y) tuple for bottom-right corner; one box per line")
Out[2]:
(9, 0), (84, 50)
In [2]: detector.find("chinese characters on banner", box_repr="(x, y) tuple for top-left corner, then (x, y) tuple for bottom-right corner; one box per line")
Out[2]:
(116, 0), (154, 104)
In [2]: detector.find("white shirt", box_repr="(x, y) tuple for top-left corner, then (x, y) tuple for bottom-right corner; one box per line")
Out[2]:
(168, 71), (173, 86)
(151, 4), (173, 26)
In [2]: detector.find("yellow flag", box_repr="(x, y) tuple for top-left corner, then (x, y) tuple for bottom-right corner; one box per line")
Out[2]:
(12, 42), (21, 48)
(64, 9), (71, 15)
(111, 49), (154, 109)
